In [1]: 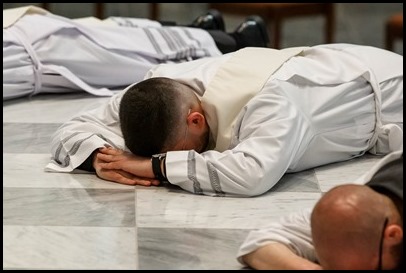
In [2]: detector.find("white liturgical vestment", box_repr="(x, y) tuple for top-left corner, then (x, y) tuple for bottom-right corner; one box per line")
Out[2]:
(236, 149), (403, 265)
(201, 46), (307, 151)
(3, 5), (221, 100)
(46, 44), (403, 197)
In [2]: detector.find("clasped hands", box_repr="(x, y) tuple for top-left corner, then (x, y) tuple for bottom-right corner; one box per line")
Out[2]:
(93, 146), (160, 186)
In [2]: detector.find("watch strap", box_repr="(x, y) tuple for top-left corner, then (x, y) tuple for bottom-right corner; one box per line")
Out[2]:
(151, 153), (167, 181)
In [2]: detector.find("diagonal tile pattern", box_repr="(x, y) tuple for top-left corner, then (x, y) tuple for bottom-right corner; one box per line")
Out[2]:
(3, 91), (384, 269)
(3, 3), (400, 269)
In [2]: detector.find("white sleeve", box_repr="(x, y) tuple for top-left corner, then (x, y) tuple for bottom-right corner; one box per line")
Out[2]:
(165, 83), (308, 197)
(236, 208), (317, 265)
(44, 91), (126, 172)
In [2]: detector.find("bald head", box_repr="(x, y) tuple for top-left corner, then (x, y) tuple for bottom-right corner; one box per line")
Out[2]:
(311, 184), (388, 269)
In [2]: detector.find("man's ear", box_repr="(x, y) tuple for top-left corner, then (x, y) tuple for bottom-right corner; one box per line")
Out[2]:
(187, 111), (206, 132)
(385, 224), (403, 245)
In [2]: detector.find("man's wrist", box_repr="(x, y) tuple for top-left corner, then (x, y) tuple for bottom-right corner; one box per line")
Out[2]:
(92, 150), (99, 170)
(77, 149), (98, 172)
(151, 153), (167, 181)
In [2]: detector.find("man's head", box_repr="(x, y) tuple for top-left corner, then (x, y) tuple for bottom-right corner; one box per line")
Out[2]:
(311, 184), (403, 270)
(119, 77), (210, 156)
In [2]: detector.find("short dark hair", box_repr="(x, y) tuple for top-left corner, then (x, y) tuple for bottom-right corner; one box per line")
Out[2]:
(119, 77), (182, 156)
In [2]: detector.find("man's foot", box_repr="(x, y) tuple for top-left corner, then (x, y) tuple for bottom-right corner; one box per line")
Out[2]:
(189, 9), (225, 31)
(232, 15), (269, 48)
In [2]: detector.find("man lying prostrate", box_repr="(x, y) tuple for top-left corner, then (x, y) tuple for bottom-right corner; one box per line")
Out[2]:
(45, 43), (403, 197)
(3, 6), (268, 100)
(237, 149), (403, 270)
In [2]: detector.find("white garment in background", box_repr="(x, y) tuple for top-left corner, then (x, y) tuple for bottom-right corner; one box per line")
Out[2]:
(238, 208), (316, 264)
(236, 149), (403, 266)
(3, 6), (221, 100)
(45, 44), (403, 197)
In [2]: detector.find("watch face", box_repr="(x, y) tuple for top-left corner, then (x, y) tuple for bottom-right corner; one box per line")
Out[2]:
(153, 153), (166, 159)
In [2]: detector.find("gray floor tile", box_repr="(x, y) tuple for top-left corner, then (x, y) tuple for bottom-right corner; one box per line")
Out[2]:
(3, 188), (135, 227)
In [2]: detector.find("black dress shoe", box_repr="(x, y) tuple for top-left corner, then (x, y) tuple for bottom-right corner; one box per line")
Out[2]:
(232, 15), (269, 49)
(189, 9), (225, 31)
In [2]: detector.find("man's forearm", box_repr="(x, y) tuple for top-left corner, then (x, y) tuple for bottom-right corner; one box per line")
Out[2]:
(242, 243), (321, 270)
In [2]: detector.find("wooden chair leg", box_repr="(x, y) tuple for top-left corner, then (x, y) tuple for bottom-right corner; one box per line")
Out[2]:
(149, 3), (159, 20)
(385, 24), (394, 51)
(41, 3), (50, 10)
(95, 3), (104, 19)
(325, 3), (334, 43)
(272, 19), (282, 49)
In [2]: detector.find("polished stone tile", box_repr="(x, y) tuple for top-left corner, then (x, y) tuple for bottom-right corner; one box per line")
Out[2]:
(3, 225), (138, 270)
(137, 227), (250, 270)
(3, 188), (135, 227)
(136, 186), (321, 229)
(272, 169), (319, 192)
(3, 123), (62, 153)
(2, 3), (403, 270)
(3, 93), (110, 123)
(314, 154), (384, 192)
(3, 153), (132, 189)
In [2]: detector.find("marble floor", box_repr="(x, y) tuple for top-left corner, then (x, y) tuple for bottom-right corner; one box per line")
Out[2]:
(3, 92), (385, 270)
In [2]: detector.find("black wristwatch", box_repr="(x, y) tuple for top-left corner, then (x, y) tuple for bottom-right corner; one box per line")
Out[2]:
(151, 153), (167, 181)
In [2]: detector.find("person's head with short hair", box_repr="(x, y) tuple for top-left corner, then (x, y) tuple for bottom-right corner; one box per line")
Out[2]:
(311, 184), (403, 270)
(119, 77), (210, 156)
